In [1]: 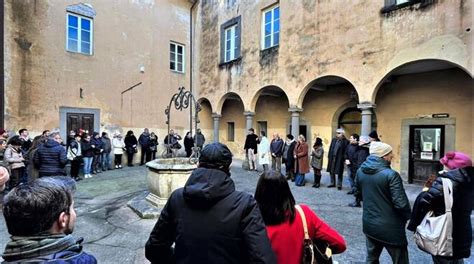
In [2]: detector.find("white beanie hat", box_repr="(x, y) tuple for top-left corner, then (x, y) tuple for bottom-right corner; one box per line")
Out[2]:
(370, 142), (393, 157)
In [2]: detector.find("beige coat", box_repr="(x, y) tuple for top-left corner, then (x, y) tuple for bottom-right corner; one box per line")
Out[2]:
(4, 146), (25, 170)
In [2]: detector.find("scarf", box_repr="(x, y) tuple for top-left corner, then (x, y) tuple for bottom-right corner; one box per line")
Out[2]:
(2, 233), (83, 262)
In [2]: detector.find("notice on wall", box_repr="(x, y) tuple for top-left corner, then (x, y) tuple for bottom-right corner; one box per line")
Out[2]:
(420, 152), (434, 160)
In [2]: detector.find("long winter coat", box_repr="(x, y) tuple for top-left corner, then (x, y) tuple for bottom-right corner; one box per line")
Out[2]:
(124, 135), (138, 154)
(112, 137), (125, 155)
(284, 141), (297, 172)
(407, 167), (474, 258)
(34, 139), (67, 177)
(294, 142), (310, 174)
(258, 136), (270, 165)
(145, 167), (276, 264)
(327, 137), (349, 175)
(354, 155), (411, 246)
(310, 146), (324, 170)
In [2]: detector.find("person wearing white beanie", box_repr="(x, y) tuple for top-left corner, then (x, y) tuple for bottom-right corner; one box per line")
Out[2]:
(354, 141), (411, 263)
(369, 141), (393, 158)
(0, 166), (10, 191)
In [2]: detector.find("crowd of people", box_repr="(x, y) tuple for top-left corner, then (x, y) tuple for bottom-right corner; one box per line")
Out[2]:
(0, 125), (472, 263)
(0, 127), (206, 186)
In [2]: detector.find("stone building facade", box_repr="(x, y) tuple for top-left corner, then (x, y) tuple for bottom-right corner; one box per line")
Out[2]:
(3, 0), (195, 148)
(194, 0), (473, 182)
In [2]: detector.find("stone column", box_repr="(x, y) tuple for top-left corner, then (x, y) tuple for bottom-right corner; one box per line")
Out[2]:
(357, 103), (376, 136)
(212, 113), (221, 143)
(242, 111), (255, 170)
(288, 107), (303, 137)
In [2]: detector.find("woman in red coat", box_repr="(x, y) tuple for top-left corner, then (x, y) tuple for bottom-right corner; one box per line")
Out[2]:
(293, 134), (310, 186)
(255, 170), (346, 264)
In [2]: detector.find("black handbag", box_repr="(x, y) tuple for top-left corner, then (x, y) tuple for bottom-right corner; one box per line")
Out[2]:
(295, 205), (333, 264)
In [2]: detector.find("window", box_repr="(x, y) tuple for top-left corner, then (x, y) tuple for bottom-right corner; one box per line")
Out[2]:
(257, 121), (267, 136)
(261, 5), (279, 49)
(220, 16), (241, 64)
(396, 0), (410, 4)
(224, 25), (238, 62)
(66, 13), (93, 55)
(227, 122), (235, 142)
(170, 42), (185, 73)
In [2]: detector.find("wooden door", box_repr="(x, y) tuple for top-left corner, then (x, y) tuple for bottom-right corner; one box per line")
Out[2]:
(409, 125), (444, 183)
(67, 113), (94, 134)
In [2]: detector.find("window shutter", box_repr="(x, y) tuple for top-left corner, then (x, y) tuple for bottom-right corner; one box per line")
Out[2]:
(235, 22), (241, 59)
(220, 24), (226, 64)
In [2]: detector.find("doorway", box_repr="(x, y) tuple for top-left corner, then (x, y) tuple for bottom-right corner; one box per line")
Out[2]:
(67, 113), (95, 134)
(409, 125), (445, 183)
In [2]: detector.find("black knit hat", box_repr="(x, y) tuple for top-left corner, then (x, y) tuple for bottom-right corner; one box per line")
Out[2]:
(199, 143), (233, 174)
(369, 130), (379, 141)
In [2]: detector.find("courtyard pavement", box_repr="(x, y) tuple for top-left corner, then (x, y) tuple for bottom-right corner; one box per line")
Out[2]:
(0, 160), (473, 263)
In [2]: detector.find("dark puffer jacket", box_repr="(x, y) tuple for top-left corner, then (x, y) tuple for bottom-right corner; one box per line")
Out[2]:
(354, 155), (411, 246)
(407, 167), (474, 258)
(33, 139), (67, 177)
(145, 168), (276, 264)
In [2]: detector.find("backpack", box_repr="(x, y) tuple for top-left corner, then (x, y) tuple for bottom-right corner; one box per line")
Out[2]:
(414, 177), (453, 256)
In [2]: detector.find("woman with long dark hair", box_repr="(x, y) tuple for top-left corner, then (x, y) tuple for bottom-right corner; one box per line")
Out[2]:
(255, 170), (346, 264)
(310, 137), (324, 188)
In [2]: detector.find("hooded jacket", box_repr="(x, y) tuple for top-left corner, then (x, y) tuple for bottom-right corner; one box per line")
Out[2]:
(145, 167), (276, 264)
(33, 139), (67, 177)
(354, 155), (411, 246)
(407, 167), (474, 258)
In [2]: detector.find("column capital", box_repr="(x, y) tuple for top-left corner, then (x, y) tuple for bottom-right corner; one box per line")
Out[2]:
(288, 107), (303, 113)
(357, 103), (376, 110)
(211, 113), (222, 119)
(243, 111), (255, 117)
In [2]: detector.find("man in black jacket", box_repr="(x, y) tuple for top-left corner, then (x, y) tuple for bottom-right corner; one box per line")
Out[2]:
(145, 143), (276, 264)
(244, 128), (259, 171)
(327, 128), (349, 190)
(34, 132), (67, 177)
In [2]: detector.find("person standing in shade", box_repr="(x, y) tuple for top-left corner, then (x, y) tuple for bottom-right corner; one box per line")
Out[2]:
(327, 128), (349, 190)
(81, 134), (94, 179)
(244, 128), (259, 171)
(258, 131), (270, 172)
(294, 135), (309, 187)
(348, 136), (371, 207)
(284, 134), (297, 181)
(18, 128), (32, 156)
(270, 133), (284, 174)
(354, 142), (411, 264)
(124, 130), (138, 167)
(194, 128), (205, 149)
(345, 133), (360, 194)
(138, 128), (152, 165)
(90, 132), (103, 174)
(310, 137), (324, 188)
(101, 132), (112, 171)
(184, 131), (195, 157)
(67, 134), (82, 181)
(34, 132), (68, 178)
(149, 132), (158, 160)
(112, 132), (125, 169)
(4, 136), (26, 190)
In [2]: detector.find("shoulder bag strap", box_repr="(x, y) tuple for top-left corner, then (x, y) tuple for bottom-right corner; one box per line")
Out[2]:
(295, 205), (310, 240)
(440, 178), (453, 212)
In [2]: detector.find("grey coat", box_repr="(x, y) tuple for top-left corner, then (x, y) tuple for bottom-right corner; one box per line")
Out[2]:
(310, 146), (324, 170)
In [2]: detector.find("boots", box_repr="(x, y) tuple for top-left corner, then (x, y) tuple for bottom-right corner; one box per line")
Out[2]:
(348, 197), (361, 207)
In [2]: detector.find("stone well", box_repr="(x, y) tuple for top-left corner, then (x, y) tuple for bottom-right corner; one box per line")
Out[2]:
(145, 158), (197, 207)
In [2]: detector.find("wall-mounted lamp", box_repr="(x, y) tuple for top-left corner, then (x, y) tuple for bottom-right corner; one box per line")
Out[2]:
(140, 66), (145, 73)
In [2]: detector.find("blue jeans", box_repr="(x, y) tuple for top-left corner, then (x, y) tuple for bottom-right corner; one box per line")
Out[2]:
(295, 173), (305, 186)
(83, 157), (93, 174)
(101, 152), (111, 171)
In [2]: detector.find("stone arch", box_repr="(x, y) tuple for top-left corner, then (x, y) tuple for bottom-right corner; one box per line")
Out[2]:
(197, 97), (213, 113)
(249, 85), (290, 112)
(216, 92), (245, 115)
(371, 59), (473, 102)
(297, 75), (359, 108)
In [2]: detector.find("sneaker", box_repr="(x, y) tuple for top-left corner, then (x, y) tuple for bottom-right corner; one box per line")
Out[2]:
(115, 165), (119, 169)
(327, 184), (336, 188)
(118, 165), (122, 168)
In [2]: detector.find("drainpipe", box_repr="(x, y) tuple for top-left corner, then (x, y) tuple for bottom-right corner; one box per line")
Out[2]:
(189, 0), (198, 134)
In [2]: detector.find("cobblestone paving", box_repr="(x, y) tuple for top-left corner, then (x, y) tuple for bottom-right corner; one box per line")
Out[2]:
(0, 161), (472, 263)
